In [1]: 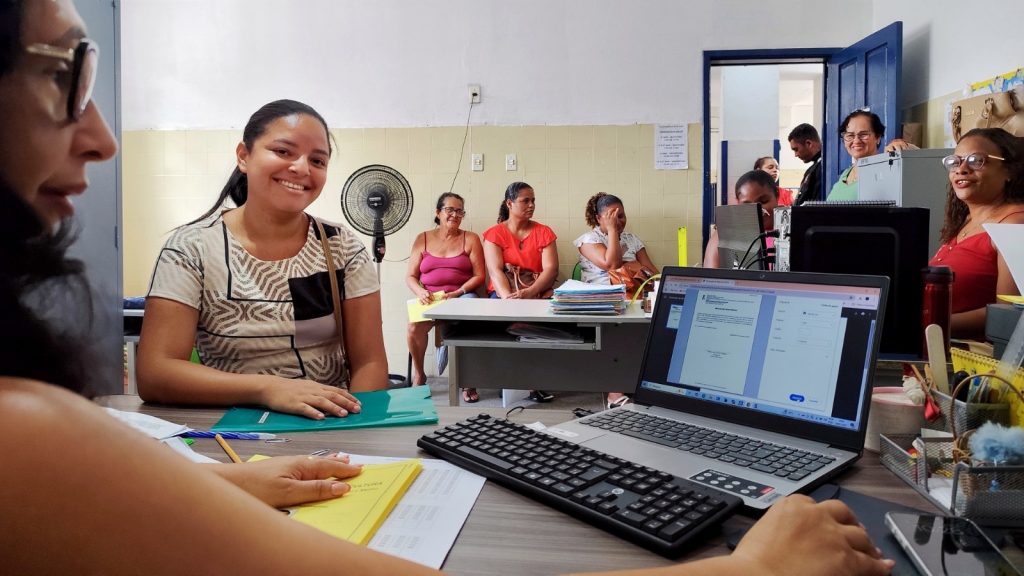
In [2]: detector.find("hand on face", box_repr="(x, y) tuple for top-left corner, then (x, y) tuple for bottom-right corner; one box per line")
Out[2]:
(599, 205), (626, 234)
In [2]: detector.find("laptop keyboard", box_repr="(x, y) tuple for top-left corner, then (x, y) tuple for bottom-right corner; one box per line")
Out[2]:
(581, 410), (836, 482)
(417, 414), (741, 556)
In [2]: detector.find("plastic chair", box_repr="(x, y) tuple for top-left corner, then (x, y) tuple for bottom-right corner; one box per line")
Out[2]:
(572, 262), (582, 281)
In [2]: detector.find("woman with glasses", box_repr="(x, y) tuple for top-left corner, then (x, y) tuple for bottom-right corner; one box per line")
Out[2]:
(929, 128), (1024, 339)
(137, 99), (390, 420)
(405, 192), (484, 400)
(483, 181), (559, 402)
(828, 110), (885, 201)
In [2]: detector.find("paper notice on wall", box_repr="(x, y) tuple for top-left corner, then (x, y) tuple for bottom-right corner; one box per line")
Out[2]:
(655, 124), (689, 170)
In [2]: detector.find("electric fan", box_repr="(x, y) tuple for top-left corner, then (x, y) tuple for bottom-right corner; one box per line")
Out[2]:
(339, 164), (414, 275)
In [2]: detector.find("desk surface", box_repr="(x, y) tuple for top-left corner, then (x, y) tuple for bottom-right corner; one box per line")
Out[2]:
(426, 298), (651, 324)
(97, 396), (934, 574)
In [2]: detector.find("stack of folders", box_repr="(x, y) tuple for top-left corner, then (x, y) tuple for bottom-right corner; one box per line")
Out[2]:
(550, 279), (627, 315)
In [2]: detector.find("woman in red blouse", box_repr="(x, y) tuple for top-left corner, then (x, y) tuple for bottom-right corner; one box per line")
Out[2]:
(929, 128), (1024, 339)
(483, 182), (559, 402)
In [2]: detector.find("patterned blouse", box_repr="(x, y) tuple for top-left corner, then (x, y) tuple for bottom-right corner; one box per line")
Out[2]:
(147, 212), (378, 387)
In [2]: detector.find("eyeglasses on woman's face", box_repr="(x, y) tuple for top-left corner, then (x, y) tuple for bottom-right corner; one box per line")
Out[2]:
(841, 131), (875, 143)
(24, 39), (99, 122)
(441, 206), (466, 217)
(941, 153), (1005, 172)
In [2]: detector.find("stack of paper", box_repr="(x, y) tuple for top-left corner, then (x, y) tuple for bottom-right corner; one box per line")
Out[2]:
(506, 322), (584, 343)
(550, 279), (627, 315)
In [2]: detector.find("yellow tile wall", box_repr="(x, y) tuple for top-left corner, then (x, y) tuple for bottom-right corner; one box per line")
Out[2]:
(122, 124), (705, 377)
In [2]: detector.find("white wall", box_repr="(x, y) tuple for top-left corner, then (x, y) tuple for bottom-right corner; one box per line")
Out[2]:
(122, 0), (874, 130)
(873, 0), (1024, 106)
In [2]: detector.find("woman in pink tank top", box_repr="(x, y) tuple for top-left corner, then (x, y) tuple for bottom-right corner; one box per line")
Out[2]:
(405, 193), (485, 399)
(929, 128), (1024, 339)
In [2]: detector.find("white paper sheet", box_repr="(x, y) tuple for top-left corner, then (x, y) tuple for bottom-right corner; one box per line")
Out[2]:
(655, 124), (689, 170)
(104, 407), (189, 439)
(984, 223), (1024, 295)
(348, 454), (485, 569)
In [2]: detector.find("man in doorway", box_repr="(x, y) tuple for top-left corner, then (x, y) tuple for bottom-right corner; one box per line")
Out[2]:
(788, 124), (822, 205)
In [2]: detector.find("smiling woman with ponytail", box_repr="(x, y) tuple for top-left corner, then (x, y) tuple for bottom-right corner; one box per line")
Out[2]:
(137, 99), (390, 419)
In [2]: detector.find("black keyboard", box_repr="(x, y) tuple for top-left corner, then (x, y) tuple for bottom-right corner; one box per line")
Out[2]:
(581, 410), (836, 481)
(417, 414), (741, 556)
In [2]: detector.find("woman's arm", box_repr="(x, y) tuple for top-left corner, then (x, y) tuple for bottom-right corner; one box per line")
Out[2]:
(0, 379), (435, 576)
(484, 239), (515, 298)
(703, 227), (720, 268)
(209, 454), (361, 508)
(136, 298), (360, 419)
(405, 232), (432, 304)
(523, 242), (559, 298)
(343, 291), (390, 392)
(460, 232), (486, 295)
(635, 247), (659, 275)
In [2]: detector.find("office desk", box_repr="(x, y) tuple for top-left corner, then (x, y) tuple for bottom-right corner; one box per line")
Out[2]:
(425, 299), (651, 406)
(97, 397), (936, 575)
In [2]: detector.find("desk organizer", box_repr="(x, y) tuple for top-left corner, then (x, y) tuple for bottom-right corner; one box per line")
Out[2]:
(950, 347), (1024, 425)
(879, 433), (1024, 526)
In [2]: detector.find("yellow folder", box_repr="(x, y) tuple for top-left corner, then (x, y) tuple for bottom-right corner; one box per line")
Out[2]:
(407, 291), (447, 323)
(250, 456), (422, 545)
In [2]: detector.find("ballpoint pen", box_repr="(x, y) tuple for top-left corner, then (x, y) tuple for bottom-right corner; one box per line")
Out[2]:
(183, 430), (277, 440)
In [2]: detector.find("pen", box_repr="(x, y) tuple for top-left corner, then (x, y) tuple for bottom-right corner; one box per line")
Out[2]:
(183, 430), (277, 440)
(215, 433), (243, 464)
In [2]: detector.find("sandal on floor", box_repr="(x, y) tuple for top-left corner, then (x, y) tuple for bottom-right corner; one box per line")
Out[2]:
(607, 396), (632, 410)
(461, 388), (479, 403)
(528, 390), (555, 403)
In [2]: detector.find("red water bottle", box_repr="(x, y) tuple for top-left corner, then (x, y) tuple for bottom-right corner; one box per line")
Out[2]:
(921, 266), (954, 356)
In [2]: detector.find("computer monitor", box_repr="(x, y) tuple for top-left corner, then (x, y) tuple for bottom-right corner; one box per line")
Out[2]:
(715, 203), (766, 270)
(787, 205), (929, 359)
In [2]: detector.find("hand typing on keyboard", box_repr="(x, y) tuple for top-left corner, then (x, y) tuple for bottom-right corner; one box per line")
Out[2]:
(419, 415), (895, 575)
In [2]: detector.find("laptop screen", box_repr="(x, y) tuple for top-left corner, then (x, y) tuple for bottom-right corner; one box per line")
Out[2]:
(636, 267), (887, 451)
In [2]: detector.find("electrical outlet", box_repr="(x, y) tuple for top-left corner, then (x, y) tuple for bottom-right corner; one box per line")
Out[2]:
(505, 153), (517, 171)
(467, 84), (481, 104)
(471, 153), (484, 171)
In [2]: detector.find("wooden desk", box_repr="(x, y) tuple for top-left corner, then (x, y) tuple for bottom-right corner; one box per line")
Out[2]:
(425, 299), (651, 406)
(97, 396), (937, 575)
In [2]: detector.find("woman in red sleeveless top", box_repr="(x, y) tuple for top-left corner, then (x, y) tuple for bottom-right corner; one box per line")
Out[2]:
(929, 128), (1024, 339)
(405, 193), (484, 399)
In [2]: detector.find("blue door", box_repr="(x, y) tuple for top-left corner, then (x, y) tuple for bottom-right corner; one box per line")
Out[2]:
(823, 22), (903, 196)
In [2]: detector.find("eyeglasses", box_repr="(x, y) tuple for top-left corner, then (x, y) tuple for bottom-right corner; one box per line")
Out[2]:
(24, 39), (99, 121)
(441, 207), (466, 217)
(841, 131), (875, 143)
(941, 153), (1005, 172)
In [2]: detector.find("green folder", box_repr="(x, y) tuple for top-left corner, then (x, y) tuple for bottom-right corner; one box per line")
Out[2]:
(211, 386), (438, 433)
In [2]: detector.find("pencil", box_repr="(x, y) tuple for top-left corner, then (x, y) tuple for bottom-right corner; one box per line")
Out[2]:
(215, 433), (243, 464)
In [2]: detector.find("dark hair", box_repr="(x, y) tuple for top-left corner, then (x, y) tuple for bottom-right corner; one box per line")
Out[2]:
(433, 192), (464, 225)
(0, 179), (97, 396)
(497, 181), (532, 223)
(0, 0), (21, 78)
(940, 128), (1024, 243)
(839, 110), (885, 139)
(584, 192), (622, 227)
(190, 99), (333, 224)
(734, 170), (779, 200)
(787, 123), (820, 143)
(753, 156), (777, 171)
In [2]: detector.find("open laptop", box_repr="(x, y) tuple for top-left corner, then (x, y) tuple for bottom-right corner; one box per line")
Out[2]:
(547, 266), (888, 510)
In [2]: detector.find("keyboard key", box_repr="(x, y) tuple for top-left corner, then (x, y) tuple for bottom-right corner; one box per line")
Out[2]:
(658, 520), (693, 540)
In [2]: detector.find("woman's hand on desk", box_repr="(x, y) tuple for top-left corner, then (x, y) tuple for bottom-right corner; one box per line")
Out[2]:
(258, 377), (362, 420)
(212, 454), (363, 508)
(732, 495), (894, 576)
